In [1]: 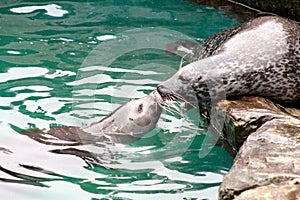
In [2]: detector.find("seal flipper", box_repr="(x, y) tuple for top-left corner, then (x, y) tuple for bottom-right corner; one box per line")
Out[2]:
(165, 40), (201, 62)
(165, 25), (242, 63)
(18, 126), (109, 146)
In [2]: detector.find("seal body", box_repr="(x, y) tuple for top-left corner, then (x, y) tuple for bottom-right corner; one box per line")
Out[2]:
(83, 90), (163, 143)
(20, 90), (163, 145)
(158, 16), (300, 105)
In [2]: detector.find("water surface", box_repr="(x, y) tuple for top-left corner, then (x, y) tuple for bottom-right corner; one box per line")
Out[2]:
(0, 1), (238, 199)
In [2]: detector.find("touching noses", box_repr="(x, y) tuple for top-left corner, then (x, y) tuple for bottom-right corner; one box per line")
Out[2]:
(157, 85), (170, 99)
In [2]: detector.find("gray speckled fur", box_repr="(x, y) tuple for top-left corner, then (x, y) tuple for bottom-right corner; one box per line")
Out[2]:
(159, 16), (300, 105)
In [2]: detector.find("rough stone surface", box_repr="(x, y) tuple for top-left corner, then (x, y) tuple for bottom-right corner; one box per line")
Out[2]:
(189, 0), (259, 22)
(217, 97), (300, 200)
(215, 97), (292, 150)
(233, 0), (299, 21)
(190, 0), (299, 22)
(235, 181), (300, 200)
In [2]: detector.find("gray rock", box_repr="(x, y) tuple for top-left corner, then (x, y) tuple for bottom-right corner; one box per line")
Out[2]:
(232, 0), (299, 21)
(217, 97), (300, 199)
(215, 97), (290, 150)
(190, 0), (299, 22)
(235, 180), (300, 200)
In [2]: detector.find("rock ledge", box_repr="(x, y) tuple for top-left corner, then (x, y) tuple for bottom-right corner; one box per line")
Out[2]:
(217, 97), (300, 200)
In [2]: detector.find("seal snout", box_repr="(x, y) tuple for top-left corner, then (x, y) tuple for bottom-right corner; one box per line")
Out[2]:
(157, 85), (170, 99)
(157, 85), (181, 102)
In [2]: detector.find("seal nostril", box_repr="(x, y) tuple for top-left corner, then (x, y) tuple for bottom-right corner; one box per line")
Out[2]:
(157, 85), (166, 96)
(157, 85), (173, 100)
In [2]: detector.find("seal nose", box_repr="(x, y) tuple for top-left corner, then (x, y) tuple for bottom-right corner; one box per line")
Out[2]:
(157, 85), (165, 96)
(157, 85), (171, 99)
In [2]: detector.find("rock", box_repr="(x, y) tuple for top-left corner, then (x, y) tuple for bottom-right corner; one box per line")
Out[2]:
(188, 0), (260, 22)
(214, 97), (291, 150)
(232, 0), (299, 21)
(190, 0), (300, 21)
(235, 180), (300, 200)
(217, 97), (300, 199)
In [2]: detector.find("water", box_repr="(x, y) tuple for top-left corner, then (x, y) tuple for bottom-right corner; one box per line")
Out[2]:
(0, 1), (238, 199)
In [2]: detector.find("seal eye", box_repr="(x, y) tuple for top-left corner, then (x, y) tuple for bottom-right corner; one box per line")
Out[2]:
(137, 104), (143, 113)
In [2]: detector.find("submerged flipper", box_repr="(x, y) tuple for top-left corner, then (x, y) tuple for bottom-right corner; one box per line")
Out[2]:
(165, 39), (201, 62)
(165, 25), (242, 63)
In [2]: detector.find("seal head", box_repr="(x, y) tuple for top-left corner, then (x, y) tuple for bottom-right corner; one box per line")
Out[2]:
(158, 16), (300, 105)
(19, 90), (163, 146)
(83, 90), (163, 139)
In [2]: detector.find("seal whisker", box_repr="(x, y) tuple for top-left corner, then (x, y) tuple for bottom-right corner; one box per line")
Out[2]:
(161, 89), (197, 109)
(164, 106), (181, 116)
(158, 16), (300, 109)
(163, 101), (184, 116)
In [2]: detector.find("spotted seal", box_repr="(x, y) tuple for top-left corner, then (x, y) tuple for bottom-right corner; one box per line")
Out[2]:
(157, 16), (300, 106)
(83, 90), (163, 143)
(20, 90), (163, 145)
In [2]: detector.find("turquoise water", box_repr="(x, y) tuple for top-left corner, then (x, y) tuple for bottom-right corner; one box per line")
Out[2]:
(0, 1), (238, 199)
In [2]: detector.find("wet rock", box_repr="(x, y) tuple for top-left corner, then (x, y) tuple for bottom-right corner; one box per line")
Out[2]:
(190, 0), (299, 22)
(232, 0), (299, 21)
(235, 180), (300, 200)
(188, 0), (260, 22)
(215, 97), (291, 150)
(216, 96), (300, 199)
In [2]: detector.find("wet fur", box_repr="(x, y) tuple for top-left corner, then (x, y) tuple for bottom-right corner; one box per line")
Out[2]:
(159, 16), (300, 106)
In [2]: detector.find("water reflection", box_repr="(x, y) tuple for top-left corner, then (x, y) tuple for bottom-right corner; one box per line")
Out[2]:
(0, 0), (236, 199)
(10, 4), (68, 17)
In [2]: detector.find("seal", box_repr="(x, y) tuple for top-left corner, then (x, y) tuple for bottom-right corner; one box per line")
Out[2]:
(20, 90), (163, 145)
(83, 90), (163, 143)
(18, 90), (163, 166)
(157, 16), (300, 106)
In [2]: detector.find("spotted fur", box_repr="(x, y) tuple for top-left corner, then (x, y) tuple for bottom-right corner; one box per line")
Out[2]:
(158, 16), (300, 105)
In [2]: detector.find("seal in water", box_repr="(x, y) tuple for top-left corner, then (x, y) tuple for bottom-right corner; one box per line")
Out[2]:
(20, 90), (163, 146)
(157, 16), (300, 106)
(17, 90), (163, 167)
(83, 90), (163, 143)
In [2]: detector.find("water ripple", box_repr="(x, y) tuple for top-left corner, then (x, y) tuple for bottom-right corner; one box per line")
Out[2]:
(10, 4), (68, 18)
(0, 67), (49, 83)
(0, 0), (237, 199)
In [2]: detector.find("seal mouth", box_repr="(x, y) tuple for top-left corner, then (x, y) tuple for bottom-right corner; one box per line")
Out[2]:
(157, 85), (180, 101)
(157, 85), (196, 108)
(148, 90), (165, 111)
